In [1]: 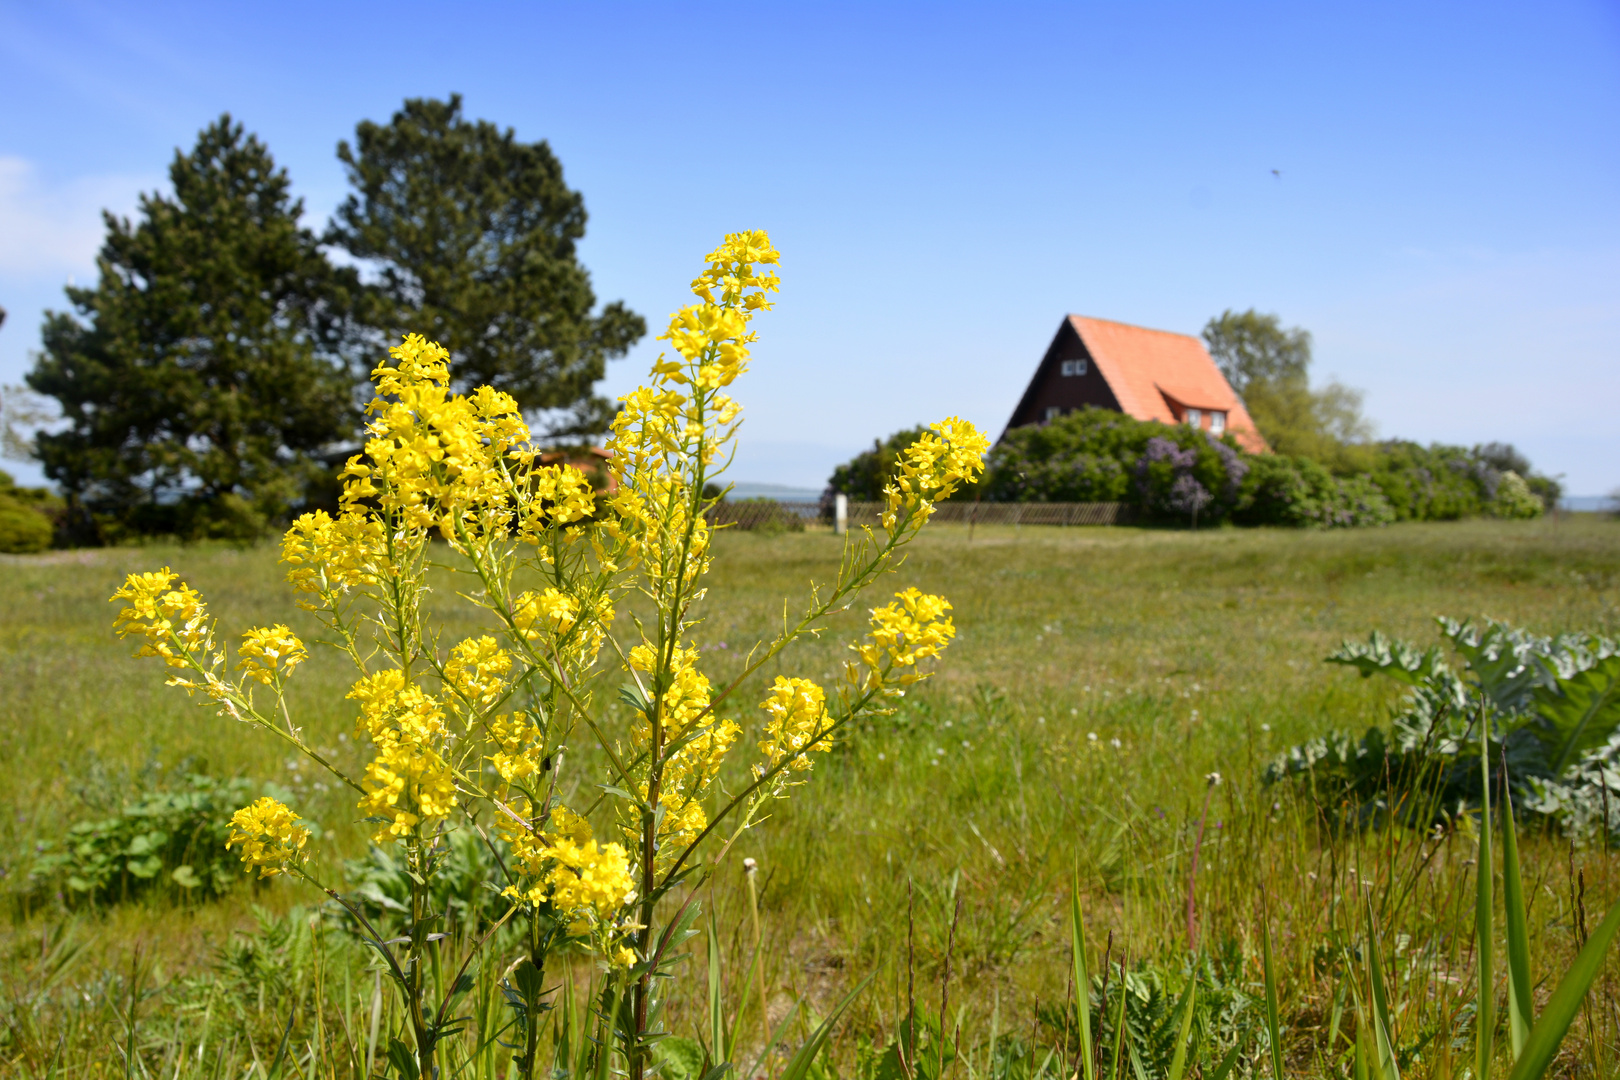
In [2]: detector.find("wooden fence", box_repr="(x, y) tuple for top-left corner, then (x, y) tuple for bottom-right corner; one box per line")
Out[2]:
(705, 499), (1134, 530)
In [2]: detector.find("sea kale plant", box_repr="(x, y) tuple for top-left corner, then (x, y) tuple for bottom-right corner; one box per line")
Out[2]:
(106, 231), (989, 1080)
(1266, 618), (1620, 837)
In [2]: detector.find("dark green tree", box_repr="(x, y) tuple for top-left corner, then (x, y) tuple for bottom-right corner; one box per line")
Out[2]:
(328, 94), (645, 434)
(27, 116), (362, 542)
(1201, 308), (1312, 394)
(824, 426), (933, 502)
(1202, 308), (1372, 464)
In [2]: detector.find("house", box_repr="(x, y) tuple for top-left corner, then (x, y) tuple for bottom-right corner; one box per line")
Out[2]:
(1003, 315), (1268, 453)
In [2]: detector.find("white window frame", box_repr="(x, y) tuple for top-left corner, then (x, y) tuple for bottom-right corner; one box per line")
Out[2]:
(1210, 410), (1226, 434)
(1185, 407), (1202, 427)
(1045, 406), (1062, 422)
(1060, 358), (1087, 377)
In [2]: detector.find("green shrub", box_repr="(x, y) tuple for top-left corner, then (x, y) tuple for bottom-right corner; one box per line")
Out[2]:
(1493, 469), (1544, 519)
(0, 470), (58, 553)
(27, 773), (292, 904)
(1234, 455), (1393, 528)
(1267, 619), (1620, 837)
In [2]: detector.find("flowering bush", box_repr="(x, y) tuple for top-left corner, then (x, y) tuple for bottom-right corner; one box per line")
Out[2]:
(108, 231), (987, 1080)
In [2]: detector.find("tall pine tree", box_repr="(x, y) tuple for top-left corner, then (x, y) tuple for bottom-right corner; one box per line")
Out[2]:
(328, 94), (644, 434)
(28, 116), (362, 542)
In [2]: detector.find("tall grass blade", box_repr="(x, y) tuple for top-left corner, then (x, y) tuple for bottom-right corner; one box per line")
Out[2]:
(1505, 897), (1620, 1080)
(1476, 720), (1496, 1080)
(1500, 778), (1533, 1060)
(1260, 900), (1283, 1080)
(1207, 1042), (1243, 1080)
(1109, 967), (1127, 1080)
(1070, 869), (1095, 1080)
(778, 974), (874, 1080)
(707, 918), (726, 1068)
(1166, 978), (1197, 1080)
(1364, 899), (1401, 1080)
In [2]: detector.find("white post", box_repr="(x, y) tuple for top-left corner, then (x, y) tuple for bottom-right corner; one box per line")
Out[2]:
(834, 493), (848, 535)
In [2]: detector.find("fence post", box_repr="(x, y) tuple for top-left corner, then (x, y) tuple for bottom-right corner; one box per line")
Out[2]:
(835, 493), (848, 535)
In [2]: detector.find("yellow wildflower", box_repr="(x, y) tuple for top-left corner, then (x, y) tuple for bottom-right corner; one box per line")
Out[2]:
(757, 676), (831, 771)
(882, 418), (990, 529)
(443, 635), (511, 711)
(110, 568), (212, 667)
(347, 670), (447, 747)
(359, 740), (457, 844)
(281, 510), (387, 593)
(237, 625), (308, 685)
(227, 797), (311, 877)
(854, 588), (956, 688)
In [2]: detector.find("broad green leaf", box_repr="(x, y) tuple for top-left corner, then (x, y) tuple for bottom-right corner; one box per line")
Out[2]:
(1531, 652), (1620, 774)
(1328, 631), (1446, 686)
(1506, 898), (1620, 1080)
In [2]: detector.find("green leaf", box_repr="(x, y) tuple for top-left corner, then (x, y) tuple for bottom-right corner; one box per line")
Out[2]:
(1506, 898), (1620, 1080)
(170, 865), (200, 889)
(1476, 723), (1496, 1080)
(1327, 631), (1446, 686)
(1166, 977), (1197, 1080)
(777, 974), (873, 1080)
(1363, 900), (1401, 1080)
(1501, 780), (1533, 1059)
(1070, 868), (1095, 1080)
(1530, 652), (1620, 774)
(1261, 901), (1285, 1080)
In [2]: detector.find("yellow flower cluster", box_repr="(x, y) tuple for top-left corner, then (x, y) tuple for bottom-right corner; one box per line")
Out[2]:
(501, 807), (636, 936)
(605, 233), (778, 569)
(517, 464), (597, 541)
(110, 568), (213, 667)
(882, 418), (991, 529)
(227, 797), (311, 878)
(443, 635), (511, 711)
(347, 670), (456, 842)
(339, 335), (530, 540)
(513, 588), (578, 637)
(237, 625), (308, 685)
(854, 588), (956, 688)
(627, 643), (739, 852)
(281, 509), (387, 594)
(488, 712), (544, 784)
(757, 676), (831, 772)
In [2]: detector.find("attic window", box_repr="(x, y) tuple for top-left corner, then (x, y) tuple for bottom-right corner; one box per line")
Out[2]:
(1060, 359), (1087, 376)
(1185, 408), (1202, 427)
(1045, 406), (1062, 422)
(1210, 411), (1226, 434)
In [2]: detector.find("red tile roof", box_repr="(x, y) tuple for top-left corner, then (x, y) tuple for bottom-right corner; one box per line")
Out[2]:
(1068, 315), (1269, 453)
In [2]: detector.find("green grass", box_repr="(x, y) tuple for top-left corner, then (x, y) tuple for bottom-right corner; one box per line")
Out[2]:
(3, 516), (1620, 1076)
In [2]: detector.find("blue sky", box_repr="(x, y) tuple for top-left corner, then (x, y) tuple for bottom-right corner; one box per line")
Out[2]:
(2, 1), (1617, 493)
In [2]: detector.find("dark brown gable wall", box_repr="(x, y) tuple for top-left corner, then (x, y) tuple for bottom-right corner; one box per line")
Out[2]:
(1004, 320), (1121, 433)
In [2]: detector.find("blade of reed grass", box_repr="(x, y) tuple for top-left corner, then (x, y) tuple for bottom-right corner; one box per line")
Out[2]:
(1505, 897), (1620, 1080)
(744, 1001), (801, 1080)
(1260, 900), (1283, 1080)
(707, 918), (725, 1069)
(1364, 899), (1401, 1080)
(1069, 869), (1095, 1080)
(1476, 721), (1496, 1080)
(778, 974), (875, 1080)
(1207, 1042), (1242, 1080)
(1500, 774), (1532, 1061)
(1166, 978), (1197, 1080)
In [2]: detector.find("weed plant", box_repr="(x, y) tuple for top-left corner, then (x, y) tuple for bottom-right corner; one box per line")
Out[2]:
(3, 509), (1620, 1071)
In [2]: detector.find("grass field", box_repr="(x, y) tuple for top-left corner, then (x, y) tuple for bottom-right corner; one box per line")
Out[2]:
(3, 516), (1620, 1077)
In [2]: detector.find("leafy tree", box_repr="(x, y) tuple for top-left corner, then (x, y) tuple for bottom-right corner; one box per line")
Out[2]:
(1201, 308), (1372, 464)
(824, 426), (932, 501)
(1201, 308), (1312, 394)
(27, 116), (361, 542)
(328, 94), (645, 434)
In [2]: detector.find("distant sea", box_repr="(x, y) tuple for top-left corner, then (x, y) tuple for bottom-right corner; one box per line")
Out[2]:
(725, 482), (823, 500)
(1559, 495), (1617, 512)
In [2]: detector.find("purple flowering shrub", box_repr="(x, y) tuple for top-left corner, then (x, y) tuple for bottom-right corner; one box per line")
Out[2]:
(1133, 433), (1246, 523)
